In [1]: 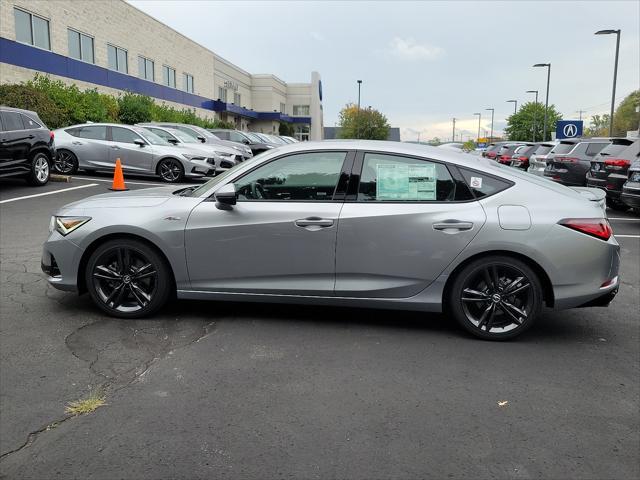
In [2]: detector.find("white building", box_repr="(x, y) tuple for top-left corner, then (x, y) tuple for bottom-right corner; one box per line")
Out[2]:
(0, 0), (324, 140)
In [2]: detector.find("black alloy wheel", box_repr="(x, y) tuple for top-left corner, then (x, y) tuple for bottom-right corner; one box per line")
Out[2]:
(449, 256), (543, 340)
(54, 150), (78, 174)
(86, 239), (172, 318)
(157, 158), (184, 183)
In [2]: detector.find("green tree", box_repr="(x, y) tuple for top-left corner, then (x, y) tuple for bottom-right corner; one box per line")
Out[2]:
(279, 122), (295, 136)
(337, 104), (390, 140)
(584, 114), (610, 137)
(613, 90), (639, 136)
(461, 139), (476, 152)
(504, 102), (562, 141)
(0, 84), (68, 128)
(117, 92), (154, 124)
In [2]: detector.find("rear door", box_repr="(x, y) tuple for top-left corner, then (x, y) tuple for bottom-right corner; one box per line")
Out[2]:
(109, 126), (153, 173)
(65, 125), (110, 169)
(0, 111), (31, 176)
(335, 151), (486, 298)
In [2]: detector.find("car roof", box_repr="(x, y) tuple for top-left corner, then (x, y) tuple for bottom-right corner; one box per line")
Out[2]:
(0, 105), (39, 116)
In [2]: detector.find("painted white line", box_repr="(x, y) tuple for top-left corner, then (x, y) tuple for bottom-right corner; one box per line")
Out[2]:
(0, 183), (99, 204)
(615, 235), (640, 238)
(74, 176), (198, 187)
(609, 217), (640, 221)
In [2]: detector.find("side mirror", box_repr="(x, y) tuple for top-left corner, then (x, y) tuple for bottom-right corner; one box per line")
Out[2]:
(167, 138), (179, 145)
(134, 139), (146, 147)
(242, 139), (250, 144)
(197, 136), (206, 143)
(214, 183), (236, 210)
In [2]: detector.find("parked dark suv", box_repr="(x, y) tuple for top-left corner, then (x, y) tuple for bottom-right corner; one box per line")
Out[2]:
(544, 137), (610, 186)
(0, 106), (54, 186)
(621, 157), (640, 212)
(586, 138), (640, 210)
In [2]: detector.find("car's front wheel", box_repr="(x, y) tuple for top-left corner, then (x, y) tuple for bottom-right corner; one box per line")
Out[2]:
(448, 256), (543, 340)
(54, 149), (78, 174)
(27, 152), (50, 186)
(85, 239), (172, 318)
(157, 158), (184, 183)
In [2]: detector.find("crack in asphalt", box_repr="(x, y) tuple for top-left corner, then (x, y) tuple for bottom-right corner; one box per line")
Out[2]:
(0, 314), (216, 460)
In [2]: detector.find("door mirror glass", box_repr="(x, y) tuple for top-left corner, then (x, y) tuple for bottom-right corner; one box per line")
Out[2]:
(215, 183), (237, 209)
(134, 139), (146, 147)
(167, 138), (179, 145)
(197, 136), (206, 143)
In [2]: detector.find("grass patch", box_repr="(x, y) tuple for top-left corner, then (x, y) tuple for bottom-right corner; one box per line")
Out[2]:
(65, 390), (106, 416)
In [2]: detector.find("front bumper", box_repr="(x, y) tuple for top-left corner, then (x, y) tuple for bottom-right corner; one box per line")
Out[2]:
(621, 183), (640, 208)
(41, 232), (83, 292)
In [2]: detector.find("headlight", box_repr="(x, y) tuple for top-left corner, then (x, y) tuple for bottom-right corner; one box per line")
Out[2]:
(265, 145), (274, 149)
(182, 154), (206, 161)
(53, 216), (91, 236)
(214, 151), (234, 158)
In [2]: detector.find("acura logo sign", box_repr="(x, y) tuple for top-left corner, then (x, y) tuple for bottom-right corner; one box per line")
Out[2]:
(563, 124), (578, 137)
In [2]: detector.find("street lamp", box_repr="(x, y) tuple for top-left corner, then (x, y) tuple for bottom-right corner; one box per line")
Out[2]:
(506, 99), (518, 114)
(526, 90), (539, 142)
(533, 63), (551, 140)
(452, 117), (456, 143)
(595, 29), (621, 136)
(356, 80), (362, 139)
(473, 112), (481, 143)
(485, 108), (494, 142)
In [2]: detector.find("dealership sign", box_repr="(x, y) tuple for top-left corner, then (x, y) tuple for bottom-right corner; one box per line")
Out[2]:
(556, 120), (583, 139)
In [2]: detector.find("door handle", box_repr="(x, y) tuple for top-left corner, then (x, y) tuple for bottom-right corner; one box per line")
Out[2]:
(110, 145), (120, 149)
(432, 221), (474, 232)
(295, 217), (334, 229)
(27, 135), (35, 139)
(72, 141), (83, 145)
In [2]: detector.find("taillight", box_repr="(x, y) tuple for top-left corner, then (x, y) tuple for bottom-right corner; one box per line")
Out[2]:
(604, 158), (630, 170)
(518, 156), (528, 161)
(559, 218), (613, 241)
(499, 155), (511, 161)
(50, 131), (55, 139)
(556, 156), (579, 163)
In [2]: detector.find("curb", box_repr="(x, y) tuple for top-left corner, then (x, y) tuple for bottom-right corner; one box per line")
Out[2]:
(50, 174), (71, 183)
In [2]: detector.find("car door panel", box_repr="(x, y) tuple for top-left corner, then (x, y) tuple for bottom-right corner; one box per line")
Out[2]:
(109, 127), (153, 173)
(68, 126), (110, 169)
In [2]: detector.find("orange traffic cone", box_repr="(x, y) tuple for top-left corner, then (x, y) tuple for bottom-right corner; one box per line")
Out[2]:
(109, 158), (128, 191)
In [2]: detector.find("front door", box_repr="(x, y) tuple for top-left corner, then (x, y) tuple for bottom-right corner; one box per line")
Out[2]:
(109, 126), (153, 173)
(0, 111), (31, 175)
(185, 151), (350, 295)
(335, 151), (486, 298)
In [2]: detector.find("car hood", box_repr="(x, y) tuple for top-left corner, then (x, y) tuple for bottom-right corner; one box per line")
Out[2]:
(59, 186), (179, 211)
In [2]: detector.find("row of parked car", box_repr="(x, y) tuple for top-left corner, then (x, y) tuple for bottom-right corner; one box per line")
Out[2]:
(0, 105), (298, 185)
(482, 137), (640, 212)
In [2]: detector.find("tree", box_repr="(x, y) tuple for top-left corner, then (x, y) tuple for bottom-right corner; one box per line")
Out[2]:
(584, 114), (610, 137)
(279, 122), (295, 136)
(503, 102), (562, 141)
(613, 90), (639, 136)
(337, 103), (390, 140)
(461, 139), (476, 152)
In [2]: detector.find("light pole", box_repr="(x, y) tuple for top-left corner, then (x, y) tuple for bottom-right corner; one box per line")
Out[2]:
(576, 109), (586, 121)
(452, 117), (456, 143)
(533, 63), (551, 140)
(595, 29), (621, 136)
(473, 112), (481, 143)
(356, 79), (362, 139)
(526, 90), (538, 142)
(485, 108), (494, 142)
(506, 99), (518, 114)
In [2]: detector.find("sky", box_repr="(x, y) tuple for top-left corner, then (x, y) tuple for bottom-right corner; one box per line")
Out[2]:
(129, 0), (639, 141)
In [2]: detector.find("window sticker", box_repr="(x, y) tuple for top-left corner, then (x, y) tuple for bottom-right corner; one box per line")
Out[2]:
(376, 164), (436, 200)
(470, 176), (483, 189)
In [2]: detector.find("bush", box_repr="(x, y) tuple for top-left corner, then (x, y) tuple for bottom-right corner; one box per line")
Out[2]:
(117, 92), (154, 124)
(0, 84), (68, 128)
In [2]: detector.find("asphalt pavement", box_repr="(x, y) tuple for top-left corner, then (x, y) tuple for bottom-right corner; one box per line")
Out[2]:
(0, 174), (638, 479)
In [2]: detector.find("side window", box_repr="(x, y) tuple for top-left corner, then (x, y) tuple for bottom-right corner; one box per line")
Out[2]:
(148, 128), (172, 141)
(230, 132), (245, 143)
(78, 126), (107, 140)
(357, 153), (457, 202)
(215, 131), (229, 140)
(1, 112), (25, 131)
(459, 168), (512, 199)
(235, 152), (346, 201)
(586, 143), (606, 157)
(21, 114), (41, 130)
(111, 127), (142, 144)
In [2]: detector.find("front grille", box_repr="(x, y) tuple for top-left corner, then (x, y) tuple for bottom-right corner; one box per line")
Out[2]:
(206, 157), (216, 165)
(235, 155), (243, 162)
(221, 161), (234, 169)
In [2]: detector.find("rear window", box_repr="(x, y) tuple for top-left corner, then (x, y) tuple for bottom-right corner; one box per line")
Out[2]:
(598, 142), (632, 157)
(459, 167), (512, 199)
(1, 111), (25, 131)
(552, 142), (575, 154)
(533, 144), (553, 155)
(21, 114), (42, 130)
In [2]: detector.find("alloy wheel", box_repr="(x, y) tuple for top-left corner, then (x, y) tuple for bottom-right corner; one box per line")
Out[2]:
(54, 151), (76, 174)
(92, 247), (158, 313)
(34, 156), (49, 182)
(460, 263), (533, 334)
(158, 160), (183, 182)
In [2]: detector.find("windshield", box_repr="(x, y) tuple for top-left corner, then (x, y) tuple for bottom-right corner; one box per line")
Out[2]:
(134, 127), (170, 145)
(245, 132), (263, 142)
(169, 129), (199, 143)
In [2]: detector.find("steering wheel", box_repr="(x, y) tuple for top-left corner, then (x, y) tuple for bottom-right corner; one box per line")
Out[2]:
(250, 182), (266, 199)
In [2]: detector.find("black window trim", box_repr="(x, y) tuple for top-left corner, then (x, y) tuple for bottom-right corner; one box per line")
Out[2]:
(206, 149), (356, 203)
(347, 149), (480, 204)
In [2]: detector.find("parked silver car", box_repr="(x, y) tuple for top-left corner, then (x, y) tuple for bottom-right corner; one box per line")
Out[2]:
(42, 141), (619, 340)
(527, 141), (559, 177)
(53, 123), (220, 182)
(137, 125), (240, 174)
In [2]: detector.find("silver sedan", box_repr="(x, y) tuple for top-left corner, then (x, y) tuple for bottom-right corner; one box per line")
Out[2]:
(53, 123), (226, 182)
(42, 141), (620, 340)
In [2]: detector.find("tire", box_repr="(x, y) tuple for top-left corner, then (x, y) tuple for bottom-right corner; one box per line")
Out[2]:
(85, 239), (172, 319)
(606, 198), (628, 212)
(448, 255), (543, 340)
(157, 158), (184, 183)
(54, 149), (79, 174)
(27, 152), (50, 186)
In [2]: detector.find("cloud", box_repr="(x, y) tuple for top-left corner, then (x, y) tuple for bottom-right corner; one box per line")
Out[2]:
(387, 37), (444, 61)
(310, 31), (325, 42)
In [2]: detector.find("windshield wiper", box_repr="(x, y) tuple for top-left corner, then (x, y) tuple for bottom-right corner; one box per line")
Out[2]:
(174, 185), (197, 197)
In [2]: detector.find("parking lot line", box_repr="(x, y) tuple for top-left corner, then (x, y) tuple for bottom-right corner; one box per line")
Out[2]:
(74, 176), (189, 187)
(615, 234), (640, 238)
(0, 183), (99, 204)
(609, 217), (640, 221)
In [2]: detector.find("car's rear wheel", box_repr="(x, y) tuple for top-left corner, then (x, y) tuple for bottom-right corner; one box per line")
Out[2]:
(54, 150), (78, 174)
(85, 239), (172, 318)
(448, 256), (543, 340)
(157, 158), (184, 183)
(27, 152), (50, 186)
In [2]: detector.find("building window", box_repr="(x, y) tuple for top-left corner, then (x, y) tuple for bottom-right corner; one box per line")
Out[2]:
(67, 29), (94, 63)
(138, 56), (154, 81)
(183, 73), (194, 93)
(294, 125), (310, 141)
(293, 105), (310, 116)
(162, 65), (176, 88)
(280, 103), (286, 114)
(14, 8), (50, 50)
(218, 87), (227, 102)
(107, 44), (128, 73)
(233, 92), (241, 105)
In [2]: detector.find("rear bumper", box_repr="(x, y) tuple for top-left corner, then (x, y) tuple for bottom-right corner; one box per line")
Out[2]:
(621, 186), (640, 208)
